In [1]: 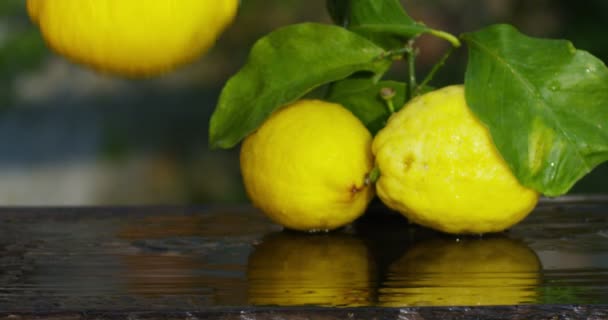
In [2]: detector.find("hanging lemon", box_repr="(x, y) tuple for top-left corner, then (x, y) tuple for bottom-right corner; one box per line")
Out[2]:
(27, 0), (238, 77)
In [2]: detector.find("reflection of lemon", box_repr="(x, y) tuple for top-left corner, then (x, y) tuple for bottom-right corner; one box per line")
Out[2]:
(27, 0), (238, 77)
(247, 232), (375, 306)
(373, 85), (539, 234)
(379, 237), (541, 306)
(241, 100), (375, 232)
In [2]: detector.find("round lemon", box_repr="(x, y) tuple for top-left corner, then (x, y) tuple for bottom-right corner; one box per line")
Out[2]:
(240, 99), (374, 232)
(379, 237), (541, 306)
(247, 232), (374, 306)
(372, 85), (539, 234)
(27, 0), (238, 77)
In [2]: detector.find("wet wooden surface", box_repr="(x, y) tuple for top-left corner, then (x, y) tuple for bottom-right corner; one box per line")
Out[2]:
(0, 199), (607, 319)
(1, 305), (608, 320)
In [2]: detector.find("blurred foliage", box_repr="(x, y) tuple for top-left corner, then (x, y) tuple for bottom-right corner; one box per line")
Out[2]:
(0, 0), (24, 15)
(0, 0), (46, 107)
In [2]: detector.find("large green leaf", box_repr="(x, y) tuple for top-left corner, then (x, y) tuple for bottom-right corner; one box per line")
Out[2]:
(209, 23), (390, 149)
(326, 0), (430, 49)
(325, 77), (406, 135)
(463, 24), (608, 196)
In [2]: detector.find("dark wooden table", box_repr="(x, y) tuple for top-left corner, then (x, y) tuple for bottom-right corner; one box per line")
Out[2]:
(0, 197), (607, 319)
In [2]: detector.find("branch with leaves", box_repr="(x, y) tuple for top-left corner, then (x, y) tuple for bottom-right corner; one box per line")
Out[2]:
(209, 0), (608, 197)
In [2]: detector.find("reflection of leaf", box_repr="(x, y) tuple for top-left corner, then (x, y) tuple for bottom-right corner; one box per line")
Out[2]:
(463, 24), (608, 196)
(209, 23), (389, 149)
(326, 0), (429, 49)
(326, 78), (405, 135)
(539, 286), (601, 304)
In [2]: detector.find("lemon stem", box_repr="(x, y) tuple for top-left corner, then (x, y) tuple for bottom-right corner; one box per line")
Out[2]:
(366, 167), (381, 185)
(404, 40), (418, 101)
(428, 29), (462, 48)
(386, 100), (395, 114)
(416, 46), (455, 96)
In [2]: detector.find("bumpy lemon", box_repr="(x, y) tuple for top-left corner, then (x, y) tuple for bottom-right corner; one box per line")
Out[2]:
(373, 85), (539, 234)
(247, 232), (374, 307)
(27, 0), (238, 77)
(240, 100), (374, 232)
(379, 237), (541, 306)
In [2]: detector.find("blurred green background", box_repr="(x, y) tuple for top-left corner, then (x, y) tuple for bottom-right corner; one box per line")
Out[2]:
(0, 0), (606, 205)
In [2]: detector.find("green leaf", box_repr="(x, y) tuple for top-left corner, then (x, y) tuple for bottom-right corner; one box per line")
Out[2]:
(325, 77), (406, 135)
(327, 0), (460, 49)
(462, 24), (608, 196)
(327, 0), (429, 49)
(209, 23), (390, 149)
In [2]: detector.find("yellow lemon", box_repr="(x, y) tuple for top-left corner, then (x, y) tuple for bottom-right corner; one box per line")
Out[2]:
(372, 85), (539, 234)
(27, 0), (238, 77)
(379, 237), (541, 306)
(247, 232), (375, 306)
(240, 99), (374, 232)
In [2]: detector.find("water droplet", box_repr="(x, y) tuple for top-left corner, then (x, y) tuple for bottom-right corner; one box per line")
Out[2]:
(548, 80), (561, 92)
(550, 162), (556, 167)
(586, 68), (591, 73)
(185, 312), (199, 320)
